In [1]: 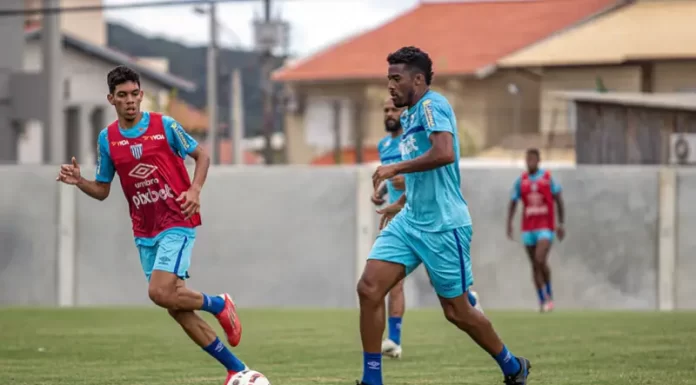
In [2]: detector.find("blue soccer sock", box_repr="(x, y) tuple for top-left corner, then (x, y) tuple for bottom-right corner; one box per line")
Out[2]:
(536, 288), (546, 304)
(203, 337), (245, 373)
(467, 291), (478, 307)
(200, 293), (225, 315)
(493, 345), (521, 376)
(545, 281), (553, 299)
(387, 317), (402, 345)
(362, 352), (383, 385)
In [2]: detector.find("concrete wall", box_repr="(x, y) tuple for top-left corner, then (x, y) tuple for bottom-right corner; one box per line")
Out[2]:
(0, 165), (692, 310)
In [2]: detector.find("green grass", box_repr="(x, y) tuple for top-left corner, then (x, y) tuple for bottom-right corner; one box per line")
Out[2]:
(1, 308), (695, 385)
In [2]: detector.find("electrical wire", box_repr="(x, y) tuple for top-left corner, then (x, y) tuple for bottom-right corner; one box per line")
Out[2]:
(0, 0), (284, 17)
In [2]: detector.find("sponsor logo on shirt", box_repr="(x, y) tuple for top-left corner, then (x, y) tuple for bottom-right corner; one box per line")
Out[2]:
(422, 99), (435, 128)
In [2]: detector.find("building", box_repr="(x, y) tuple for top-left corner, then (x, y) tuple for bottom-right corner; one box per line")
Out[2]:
(272, 0), (623, 164)
(17, 26), (195, 166)
(24, 0), (107, 46)
(498, 0), (696, 139)
(554, 91), (696, 164)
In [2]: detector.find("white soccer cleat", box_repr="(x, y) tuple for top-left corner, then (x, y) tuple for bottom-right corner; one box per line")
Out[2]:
(381, 338), (402, 359)
(471, 290), (484, 314)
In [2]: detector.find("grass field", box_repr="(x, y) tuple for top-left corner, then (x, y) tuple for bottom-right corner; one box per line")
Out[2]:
(1, 308), (695, 385)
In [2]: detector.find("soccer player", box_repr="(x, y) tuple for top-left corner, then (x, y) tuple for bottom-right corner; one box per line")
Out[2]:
(506, 148), (565, 313)
(372, 97), (483, 360)
(56, 65), (246, 384)
(356, 46), (531, 385)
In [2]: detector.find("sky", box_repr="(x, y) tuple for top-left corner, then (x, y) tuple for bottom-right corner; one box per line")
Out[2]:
(104, 0), (421, 57)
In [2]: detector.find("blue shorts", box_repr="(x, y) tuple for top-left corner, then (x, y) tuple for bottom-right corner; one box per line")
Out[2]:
(368, 216), (473, 299)
(137, 232), (195, 281)
(521, 229), (554, 247)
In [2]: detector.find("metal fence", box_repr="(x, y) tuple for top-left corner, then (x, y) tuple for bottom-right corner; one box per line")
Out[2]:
(0, 165), (692, 310)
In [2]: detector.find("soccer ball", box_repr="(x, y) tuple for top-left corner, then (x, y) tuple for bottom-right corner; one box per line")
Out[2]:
(226, 370), (270, 385)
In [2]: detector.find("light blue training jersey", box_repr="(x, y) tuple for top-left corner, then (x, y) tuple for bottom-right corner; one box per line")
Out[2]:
(377, 134), (405, 204)
(397, 90), (471, 232)
(95, 111), (200, 247)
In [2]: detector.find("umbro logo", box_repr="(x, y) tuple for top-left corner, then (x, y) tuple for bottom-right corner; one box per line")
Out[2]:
(128, 163), (158, 180)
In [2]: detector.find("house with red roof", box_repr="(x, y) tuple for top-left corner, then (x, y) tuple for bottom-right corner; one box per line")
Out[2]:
(272, 0), (625, 164)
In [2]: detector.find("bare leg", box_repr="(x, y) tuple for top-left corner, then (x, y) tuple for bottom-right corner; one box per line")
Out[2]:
(384, 279), (406, 356)
(148, 270), (206, 311)
(439, 292), (530, 381)
(148, 271), (246, 374)
(387, 279), (405, 318)
(535, 239), (553, 308)
(357, 260), (406, 354)
(439, 293), (503, 356)
(526, 245), (546, 306)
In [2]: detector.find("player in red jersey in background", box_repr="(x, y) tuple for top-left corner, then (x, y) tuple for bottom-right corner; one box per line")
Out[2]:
(56, 65), (246, 384)
(506, 148), (565, 313)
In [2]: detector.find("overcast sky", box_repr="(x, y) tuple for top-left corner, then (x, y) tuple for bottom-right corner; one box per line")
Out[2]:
(104, 0), (420, 57)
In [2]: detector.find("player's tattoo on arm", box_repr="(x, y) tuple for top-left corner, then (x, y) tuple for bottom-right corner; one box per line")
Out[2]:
(77, 179), (111, 201)
(554, 192), (565, 225)
(393, 132), (455, 174)
(187, 146), (210, 192)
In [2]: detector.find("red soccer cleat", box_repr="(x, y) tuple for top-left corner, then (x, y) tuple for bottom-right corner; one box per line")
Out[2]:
(215, 293), (242, 347)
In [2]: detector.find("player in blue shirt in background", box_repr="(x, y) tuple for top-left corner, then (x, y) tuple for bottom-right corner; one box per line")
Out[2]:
(356, 46), (531, 385)
(371, 96), (408, 359)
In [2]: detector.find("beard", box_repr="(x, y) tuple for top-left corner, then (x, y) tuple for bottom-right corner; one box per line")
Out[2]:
(385, 119), (401, 132)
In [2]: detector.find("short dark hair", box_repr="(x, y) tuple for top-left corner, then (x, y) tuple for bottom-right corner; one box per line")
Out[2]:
(386, 46), (434, 85)
(107, 65), (141, 94)
(527, 148), (540, 158)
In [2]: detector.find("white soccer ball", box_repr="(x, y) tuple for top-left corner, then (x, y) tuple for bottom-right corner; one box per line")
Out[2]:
(226, 370), (270, 385)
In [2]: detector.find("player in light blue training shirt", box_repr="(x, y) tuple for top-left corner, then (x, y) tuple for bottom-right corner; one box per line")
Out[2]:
(355, 46), (531, 385)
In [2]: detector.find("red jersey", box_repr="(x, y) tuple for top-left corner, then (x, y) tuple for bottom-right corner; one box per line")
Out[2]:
(107, 112), (201, 238)
(519, 170), (555, 232)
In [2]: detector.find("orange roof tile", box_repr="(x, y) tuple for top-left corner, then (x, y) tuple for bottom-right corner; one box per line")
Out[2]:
(273, 0), (622, 82)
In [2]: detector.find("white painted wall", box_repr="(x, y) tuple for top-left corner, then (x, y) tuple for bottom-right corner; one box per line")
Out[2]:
(19, 40), (170, 165)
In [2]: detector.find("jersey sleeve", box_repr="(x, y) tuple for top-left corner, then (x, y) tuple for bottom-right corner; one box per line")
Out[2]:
(510, 177), (522, 201)
(550, 176), (562, 195)
(162, 116), (199, 159)
(420, 98), (454, 136)
(95, 129), (115, 183)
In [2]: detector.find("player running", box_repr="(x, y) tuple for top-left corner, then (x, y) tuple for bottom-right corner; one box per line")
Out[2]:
(56, 65), (246, 384)
(373, 97), (482, 360)
(356, 46), (531, 385)
(506, 148), (565, 313)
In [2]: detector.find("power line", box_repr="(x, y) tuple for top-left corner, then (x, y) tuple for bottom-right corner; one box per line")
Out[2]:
(0, 0), (285, 17)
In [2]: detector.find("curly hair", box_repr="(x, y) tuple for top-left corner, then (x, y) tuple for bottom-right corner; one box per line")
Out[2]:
(107, 65), (141, 94)
(386, 46), (434, 85)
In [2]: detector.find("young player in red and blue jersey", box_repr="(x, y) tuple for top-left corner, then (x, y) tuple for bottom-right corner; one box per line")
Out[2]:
(56, 65), (246, 384)
(507, 148), (566, 313)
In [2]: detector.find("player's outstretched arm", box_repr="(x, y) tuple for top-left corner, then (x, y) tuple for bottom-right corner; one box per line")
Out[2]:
(56, 157), (111, 201)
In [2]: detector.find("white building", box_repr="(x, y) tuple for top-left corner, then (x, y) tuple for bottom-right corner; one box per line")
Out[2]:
(19, 27), (195, 165)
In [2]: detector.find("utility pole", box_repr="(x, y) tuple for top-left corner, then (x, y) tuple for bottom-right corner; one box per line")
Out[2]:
(332, 100), (342, 164)
(230, 68), (244, 165)
(206, 0), (219, 165)
(43, 0), (64, 164)
(260, 0), (274, 165)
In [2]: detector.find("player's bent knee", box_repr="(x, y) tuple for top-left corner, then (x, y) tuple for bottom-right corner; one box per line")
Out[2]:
(148, 284), (176, 309)
(357, 278), (384, 305)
